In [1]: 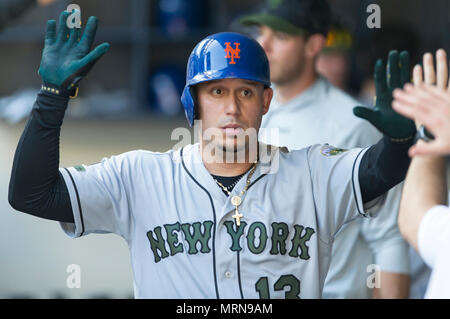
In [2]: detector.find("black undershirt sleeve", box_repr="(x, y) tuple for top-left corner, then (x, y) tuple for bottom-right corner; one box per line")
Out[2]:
(8, 92), (74, 223)
(358, 135), (413, 204)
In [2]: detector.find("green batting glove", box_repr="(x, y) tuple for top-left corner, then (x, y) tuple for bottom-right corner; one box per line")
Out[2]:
(38, 10), (110, 98)
(353, 50), (416, 141)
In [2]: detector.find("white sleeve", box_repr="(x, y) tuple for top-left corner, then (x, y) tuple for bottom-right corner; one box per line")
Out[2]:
(360, 183), (410, 274)
(58, 152), (137, 241)
(418, 205), (450, 268)
(307, 144), (382, 241)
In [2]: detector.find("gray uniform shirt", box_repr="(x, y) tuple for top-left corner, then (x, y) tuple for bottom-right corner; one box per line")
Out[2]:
(58, 142), (379, 298)
(260, 77), (410, 298)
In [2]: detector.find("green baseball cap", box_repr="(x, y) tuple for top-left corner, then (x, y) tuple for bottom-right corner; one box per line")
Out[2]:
(239, 0), (331, 36)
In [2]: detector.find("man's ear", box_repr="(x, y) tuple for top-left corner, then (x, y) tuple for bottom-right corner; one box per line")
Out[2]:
(305, 34), (326, 59)
(262, 87), (273, 115)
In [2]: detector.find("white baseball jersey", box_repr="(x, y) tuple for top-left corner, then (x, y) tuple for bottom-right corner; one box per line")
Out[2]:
(259, 77), (410, 298)
(418, 205), (450, 298)
(408, 161), (450, 298)
(58, 142), (381, 299)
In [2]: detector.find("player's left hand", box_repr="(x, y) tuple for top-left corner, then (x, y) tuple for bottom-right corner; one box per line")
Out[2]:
(353, 50), (416, 140)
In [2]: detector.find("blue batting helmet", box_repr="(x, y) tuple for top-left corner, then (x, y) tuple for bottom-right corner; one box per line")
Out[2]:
(181, 32), (271, 126)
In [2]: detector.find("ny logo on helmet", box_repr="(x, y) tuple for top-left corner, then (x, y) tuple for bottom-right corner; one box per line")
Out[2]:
(224, 42), (241, 65)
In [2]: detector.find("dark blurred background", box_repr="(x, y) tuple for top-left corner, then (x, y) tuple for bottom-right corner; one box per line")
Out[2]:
(0, 0), (448, 299)
(0, 0), (448, 118)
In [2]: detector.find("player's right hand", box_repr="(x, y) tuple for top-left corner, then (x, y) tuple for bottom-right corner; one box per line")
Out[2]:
(38, 10), (110, 98)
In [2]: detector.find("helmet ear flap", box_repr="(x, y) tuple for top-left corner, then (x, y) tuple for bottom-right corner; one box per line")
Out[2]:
(181, 85), (195, 127)
(190, 86), (199, 124)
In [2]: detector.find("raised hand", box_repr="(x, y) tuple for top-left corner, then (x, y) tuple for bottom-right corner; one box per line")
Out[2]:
(393, 49), (450, 156)
(353, 51), (416, 140)
(412, 50), (450, 89)
(38, 10), (110, 98)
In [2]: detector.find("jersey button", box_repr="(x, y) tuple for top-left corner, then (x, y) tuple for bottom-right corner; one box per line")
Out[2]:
(225, 271), (232, 278)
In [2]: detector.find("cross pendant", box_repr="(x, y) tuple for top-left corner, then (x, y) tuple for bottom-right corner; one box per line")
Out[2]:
(232, 207), (244, 226)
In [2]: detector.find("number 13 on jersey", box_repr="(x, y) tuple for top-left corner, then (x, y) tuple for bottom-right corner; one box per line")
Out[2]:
(255, 274), (301, 299)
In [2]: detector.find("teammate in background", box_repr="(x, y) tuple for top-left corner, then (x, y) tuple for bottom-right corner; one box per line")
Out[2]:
(316, 23), (352, 92)
(9, 10), (414, 298)
(239, 0), (410, 298)
(393, 49), (450, 298)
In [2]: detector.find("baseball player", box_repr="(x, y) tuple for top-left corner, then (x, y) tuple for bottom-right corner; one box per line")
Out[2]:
(9, 11), (414, 298)
(239, 0), (410, 298)
(393, 49), (450, 298)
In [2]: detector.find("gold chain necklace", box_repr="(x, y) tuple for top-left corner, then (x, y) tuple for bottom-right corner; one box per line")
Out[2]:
(214, 161), (258, 227)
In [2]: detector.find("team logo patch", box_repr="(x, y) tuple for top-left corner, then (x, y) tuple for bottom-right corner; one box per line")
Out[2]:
(224, 42), (240, 65)
(74, 165), (86, 172)
(320, 145), (348, 157)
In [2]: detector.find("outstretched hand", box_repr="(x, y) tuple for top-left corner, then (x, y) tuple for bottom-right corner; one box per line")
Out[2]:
(38, 10), (110, 97)
(393, 49), (450, 156)
(353, 51), (416, 140)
